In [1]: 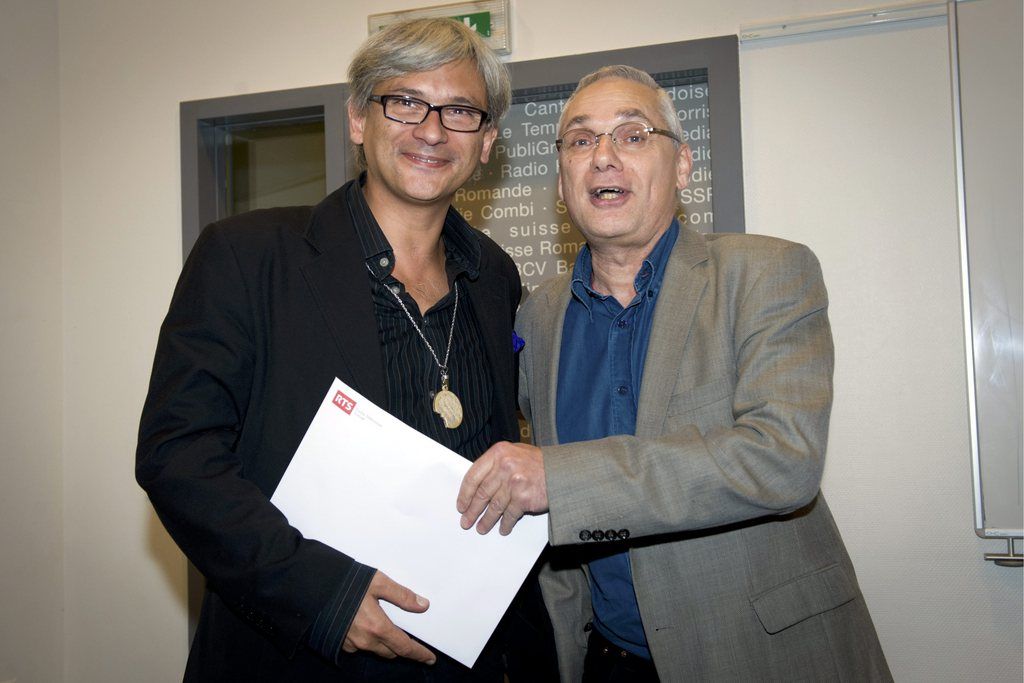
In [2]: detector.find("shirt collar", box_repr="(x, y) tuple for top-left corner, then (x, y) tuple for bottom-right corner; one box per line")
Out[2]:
(345, 174), (482, 283)
(569, 218), (680, 312)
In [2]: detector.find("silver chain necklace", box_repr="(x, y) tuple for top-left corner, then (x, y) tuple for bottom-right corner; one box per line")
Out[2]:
(386, 280), (463, 429)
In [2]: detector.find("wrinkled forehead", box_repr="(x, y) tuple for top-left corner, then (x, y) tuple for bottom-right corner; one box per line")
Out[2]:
(560, 78), (663, 131)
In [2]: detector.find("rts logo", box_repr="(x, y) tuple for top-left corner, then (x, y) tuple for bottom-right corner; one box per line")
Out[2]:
(332, 390), (356, 414)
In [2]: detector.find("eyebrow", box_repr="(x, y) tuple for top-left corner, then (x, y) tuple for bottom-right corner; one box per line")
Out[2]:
(384, 87), (482, 108)
(562, 107), (652, 130)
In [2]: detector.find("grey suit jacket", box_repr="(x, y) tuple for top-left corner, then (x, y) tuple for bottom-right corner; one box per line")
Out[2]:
(518, 227), (890, 681)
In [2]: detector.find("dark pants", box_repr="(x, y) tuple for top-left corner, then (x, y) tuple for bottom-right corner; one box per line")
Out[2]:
(582, 628), (660, 683)
(335, 648), (503, 683)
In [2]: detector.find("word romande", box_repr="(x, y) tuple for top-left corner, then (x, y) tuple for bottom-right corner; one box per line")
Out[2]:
(455, 183), (532, 203)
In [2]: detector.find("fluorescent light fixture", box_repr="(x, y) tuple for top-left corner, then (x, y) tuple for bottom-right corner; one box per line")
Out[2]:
(739, 1), (946, 42)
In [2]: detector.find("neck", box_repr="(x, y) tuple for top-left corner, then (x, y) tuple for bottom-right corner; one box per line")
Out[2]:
(362, 179), (451, 256)
(588, 227), (669, 307)
(361, 179), (452, 312)
(588, 249), (646, 308)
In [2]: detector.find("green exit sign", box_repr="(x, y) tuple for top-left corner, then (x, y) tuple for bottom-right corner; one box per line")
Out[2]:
(368, 1), (510, 55)
(450, 11), (491, 37)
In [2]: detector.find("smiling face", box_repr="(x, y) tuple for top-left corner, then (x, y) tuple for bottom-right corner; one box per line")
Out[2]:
(557, 77), (691, 254)
(349, 59), (497, 213)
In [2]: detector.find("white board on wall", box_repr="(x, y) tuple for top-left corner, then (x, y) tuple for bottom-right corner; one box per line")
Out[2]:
(954, 0), (1023, 540)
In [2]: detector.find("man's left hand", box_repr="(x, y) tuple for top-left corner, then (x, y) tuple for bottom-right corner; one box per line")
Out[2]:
(456, 441), (548, 535)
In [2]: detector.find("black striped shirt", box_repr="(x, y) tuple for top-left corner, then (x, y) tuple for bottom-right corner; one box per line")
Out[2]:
(346, 176), (494, 461)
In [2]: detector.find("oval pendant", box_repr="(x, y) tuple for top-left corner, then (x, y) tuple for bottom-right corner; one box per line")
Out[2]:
(433, 389), (463, 429)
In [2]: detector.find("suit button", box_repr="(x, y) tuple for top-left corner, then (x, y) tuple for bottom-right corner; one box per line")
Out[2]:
(592, 529), (605, 541)
(618, 529), (630, 540)
(579, 530), (591, 541)
(605, 529), (617, 540)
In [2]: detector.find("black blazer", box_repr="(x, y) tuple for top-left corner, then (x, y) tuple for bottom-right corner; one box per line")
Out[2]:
(136, 183), (522, 680)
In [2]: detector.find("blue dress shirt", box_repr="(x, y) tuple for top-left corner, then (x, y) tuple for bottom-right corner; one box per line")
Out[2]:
(555, 220), (679, 660)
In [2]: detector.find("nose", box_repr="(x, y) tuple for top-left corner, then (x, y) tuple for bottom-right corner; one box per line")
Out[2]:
(591, 133), (621, 170)
(413, 108), (448, 145)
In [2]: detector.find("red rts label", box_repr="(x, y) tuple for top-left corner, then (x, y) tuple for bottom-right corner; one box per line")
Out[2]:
(332, 390), (356, 414)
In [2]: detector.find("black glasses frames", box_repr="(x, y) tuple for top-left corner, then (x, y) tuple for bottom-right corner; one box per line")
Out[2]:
(368, 95), (490, 133)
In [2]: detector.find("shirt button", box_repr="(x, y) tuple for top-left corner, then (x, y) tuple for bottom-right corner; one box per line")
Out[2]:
(389, 284), (400, 296)
(379, 256), (390, 267)
(616, 386), (628, 395)
(616, 319), (628, 328)
(592, 530), (605, 541)
(618, 529), (630, 540)
(605, 529), (617, 541)
(579, 530), (592, 541)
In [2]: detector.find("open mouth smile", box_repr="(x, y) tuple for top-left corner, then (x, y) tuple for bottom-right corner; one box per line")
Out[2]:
(590, 186), (628, 201)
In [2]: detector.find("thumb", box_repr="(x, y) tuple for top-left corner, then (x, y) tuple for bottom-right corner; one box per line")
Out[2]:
(374, 573), (429, 613)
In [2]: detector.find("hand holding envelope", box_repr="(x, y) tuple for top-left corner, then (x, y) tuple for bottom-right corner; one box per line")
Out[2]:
(457, 441), (551, 536)
(343, 571), (434, 664)
(271, 378), (549, 668)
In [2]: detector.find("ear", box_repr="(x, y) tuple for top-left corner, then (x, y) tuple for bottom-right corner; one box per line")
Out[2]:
(478, 125), (498, 164)
(675, 143), (693, 191)
(557, 169), (564, 203)
(348, 100), (366, 145)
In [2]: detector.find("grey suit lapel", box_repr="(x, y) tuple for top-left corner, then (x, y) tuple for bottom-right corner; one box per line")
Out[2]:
(527, 282), (572, 447)
(636, 228), (709, 438)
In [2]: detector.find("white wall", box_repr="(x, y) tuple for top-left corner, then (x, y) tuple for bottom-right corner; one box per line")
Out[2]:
(741, 17), (1022, 679)
(0, 1), (64, 682)
(2, 0), (1017, 681)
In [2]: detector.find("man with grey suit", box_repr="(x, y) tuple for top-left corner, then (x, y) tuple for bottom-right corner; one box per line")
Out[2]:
(457, 65), (891, 681)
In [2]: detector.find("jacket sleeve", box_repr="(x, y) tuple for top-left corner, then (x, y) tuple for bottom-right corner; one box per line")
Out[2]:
(536, 242), (835, 546)
(135, 223), (373, 658)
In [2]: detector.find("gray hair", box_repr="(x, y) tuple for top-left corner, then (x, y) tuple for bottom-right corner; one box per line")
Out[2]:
(558, 65), (683, 143)
(348, 18), (511, 169)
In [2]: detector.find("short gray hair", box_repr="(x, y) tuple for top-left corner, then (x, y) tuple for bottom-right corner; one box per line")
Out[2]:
(558, 65), (683, 143)
(348, 18), (511, 169)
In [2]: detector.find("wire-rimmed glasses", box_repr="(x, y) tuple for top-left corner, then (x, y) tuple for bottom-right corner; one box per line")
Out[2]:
(555, 122), (681, 155)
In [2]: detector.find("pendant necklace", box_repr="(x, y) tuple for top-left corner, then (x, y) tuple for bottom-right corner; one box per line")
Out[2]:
(386, 280), (463, 429)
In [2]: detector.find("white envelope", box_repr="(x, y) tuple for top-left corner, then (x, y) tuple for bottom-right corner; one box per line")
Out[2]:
(271, 377), (549, 667)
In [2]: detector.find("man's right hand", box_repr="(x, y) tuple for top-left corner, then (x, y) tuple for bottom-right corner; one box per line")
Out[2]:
(341, 571), (436, 664)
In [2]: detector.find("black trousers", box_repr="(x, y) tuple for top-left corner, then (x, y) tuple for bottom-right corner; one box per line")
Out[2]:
(581, 628), (660, 683)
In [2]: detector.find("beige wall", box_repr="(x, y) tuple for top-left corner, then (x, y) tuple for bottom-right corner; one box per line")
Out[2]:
(740, 16), (1022, 679)
(0, 1), (64, 681)
(2, 0), (1019, 681)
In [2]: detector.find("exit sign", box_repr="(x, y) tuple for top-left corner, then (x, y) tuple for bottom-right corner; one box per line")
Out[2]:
(451, 11), (491, 37)
(368, 0), (511, 54)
